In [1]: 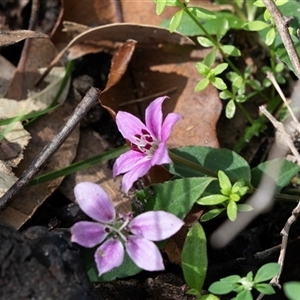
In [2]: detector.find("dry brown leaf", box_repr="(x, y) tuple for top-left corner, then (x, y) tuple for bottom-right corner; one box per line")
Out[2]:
(0, 55), (15, 96)
(0, 100), (80, 229)
(38, 23), (193, 84)
(0, 67), (73, 228)
(5, 38), (60, 100)
(0, 30), (48, 46)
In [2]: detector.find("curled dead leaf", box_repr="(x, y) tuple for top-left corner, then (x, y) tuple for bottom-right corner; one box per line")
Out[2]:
(0, 30), (48, 47)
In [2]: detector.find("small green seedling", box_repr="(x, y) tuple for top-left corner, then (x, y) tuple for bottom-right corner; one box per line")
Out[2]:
(197, 170), (251, 221)
(208, 263), (280, 300)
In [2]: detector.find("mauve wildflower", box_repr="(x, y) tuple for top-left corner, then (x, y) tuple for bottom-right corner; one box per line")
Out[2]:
(113, 96), (182, 193)
(71, 182), (184, 276)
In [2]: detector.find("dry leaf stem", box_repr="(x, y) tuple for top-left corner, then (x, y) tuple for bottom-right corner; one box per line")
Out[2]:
(0, 87), (99, 211)
(262, 0), (300, 78)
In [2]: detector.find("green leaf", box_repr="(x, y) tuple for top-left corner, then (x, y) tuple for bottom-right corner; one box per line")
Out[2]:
(211, 77), (227, 90)
(221, 45), (241, 57)
(216, 18), (229, 41)
(30, 145), (128, 186)
(203, 50), (216, 68)
(237, 204), (253, 212)
(197, 194), (229, 205)
(84, 248), (141, 282)
(195, 78), (210, 92)
(283, 281), (300, 300)
(161, 12), (244, 37)
(276, 39), (300, 76)
(209, 276), (239, 295)
(227, 200), (237, 221)
(169, 9), (183, 32)
(144, 177), (215, 219)
(253, 0), (265, 7)
(254, 263), (280, 283)
(243, 21), (269, 31)
(182, 222), (207, 290)
(155, 0), (167, 15)
(251, 158), (300, 193)
(192, 7), (216, 20)
(265, 28), (276, 46)
(198, 294), (219, 300)
(236, 290), (253, 300)
(213, 63), (228, 75)
(195, 62), (210, 75)
(168, 146), (252, 184)
(200, 208), (225, 222)
(226, 99), (236, 119)
(218, 170), (232, 194)
(197, 36), (214, 47)
(219, 90), (233, 100)
(255, 283), (276, 295)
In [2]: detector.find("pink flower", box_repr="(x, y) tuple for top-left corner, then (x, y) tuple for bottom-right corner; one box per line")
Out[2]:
(113, 96), (182, 193)
(71, 182), (184, 276)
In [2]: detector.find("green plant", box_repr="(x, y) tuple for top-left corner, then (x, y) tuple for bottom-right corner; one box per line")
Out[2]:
(208, 263), (280, 299)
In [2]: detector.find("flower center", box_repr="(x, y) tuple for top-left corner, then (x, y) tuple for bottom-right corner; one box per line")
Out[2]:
(131, 129), (159, 158)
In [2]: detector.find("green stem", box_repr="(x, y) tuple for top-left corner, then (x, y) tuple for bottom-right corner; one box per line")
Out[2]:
(236, 102), (254, 124)
(29, 145), (129, 185)
(169, 151), (218, 178)
(176, 0), (241, 76)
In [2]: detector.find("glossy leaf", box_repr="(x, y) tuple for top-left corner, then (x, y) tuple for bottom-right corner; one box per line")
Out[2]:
(243, 21), (269, 31)
(143, 177), (215, 219)
(203, 50), (216, 68)
(227, 200), (237, 221)
(197, 36), (214, 47)
(182, 222), (207, 290)
(254, 263), (280, 283)
(200, 208), (225, 222)
(221, 45), (241, 57)
(226, 99), (236, 119)
(255, 283), (276, 295)
(211, 77), (227, 90)
(283, 281), (300, 300)
(169, 9), (183, 32)
(251, 158), (299, 193)
(195, 78), (210, 92)
(197, 194), (228, 205)
(168, 146), (251, 184)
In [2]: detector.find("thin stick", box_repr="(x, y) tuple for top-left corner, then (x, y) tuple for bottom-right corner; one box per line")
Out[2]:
(260, 106), (300, 166)
(256, 200), (300, 300)
(271, 200), (300, 287)
(266, 72), (298, 123)
(263, 0), (300, 79)
(0, 87), (99, 211)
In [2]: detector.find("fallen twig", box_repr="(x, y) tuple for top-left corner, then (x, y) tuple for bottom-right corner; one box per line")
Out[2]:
(262, 0), (300, 79)
(0, 87), (100, 211)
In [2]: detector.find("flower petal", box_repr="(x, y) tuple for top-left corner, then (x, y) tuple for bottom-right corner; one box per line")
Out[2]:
(74, 182), (115, 223)
(116, 111), (148, 144)
(113, 150), (147, 177)
(71, 221), (108, 248)
(121, 160), (152, 193)
(145, 96), (168, 139)
(161, 112), (182, 142)
(95, 238), (124, 276)
(126, 236), (164, 271)
(129, 211), (184, 241)
(151, 142), (171, 166)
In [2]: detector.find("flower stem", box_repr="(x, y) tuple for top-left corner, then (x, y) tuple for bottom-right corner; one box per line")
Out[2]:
(169, 151), (218, 178)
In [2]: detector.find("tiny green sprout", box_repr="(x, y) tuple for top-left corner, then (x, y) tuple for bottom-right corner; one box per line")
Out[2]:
(198, 170), (251, 222)
(208, 263), (280, 300)
(195, 62), (228, 92)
